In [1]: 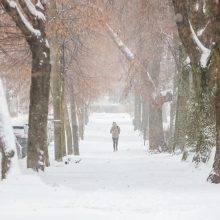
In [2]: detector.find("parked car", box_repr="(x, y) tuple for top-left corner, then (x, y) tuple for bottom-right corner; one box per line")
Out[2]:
(13, 125), (28, 159)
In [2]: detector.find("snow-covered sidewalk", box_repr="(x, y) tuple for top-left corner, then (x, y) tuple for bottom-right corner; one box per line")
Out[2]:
(0, 113), (219, 220)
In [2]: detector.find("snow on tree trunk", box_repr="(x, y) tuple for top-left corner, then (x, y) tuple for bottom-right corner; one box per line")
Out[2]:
(172, 0), (215, 164)
(0, 79), (19, 180)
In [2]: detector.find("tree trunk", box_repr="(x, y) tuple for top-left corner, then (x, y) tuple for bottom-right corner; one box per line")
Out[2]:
(64, 102), (73, 155)
(0, 139), (15, 180)
(191, 65), (215, 164)
(85, 104), (89, 125)
(133, 93), (141, 131)
(173, 47), (190, 153)
(51, 47), (63, 161)
(78, 101), (85, 141)
(208, 51), (220, 183)
(207, 0), (220, 184)
(141, 101), (149, 145)
(169, 62), (178, 153)
(149, 103), (166, 152)
(48, 0), (64, 162)
(60, 77), (66, 157)
(27, 41), (51, 171)
(148, 56), (166, 152)
(70, 87), (79, 155)
(0, 79), (16, 180)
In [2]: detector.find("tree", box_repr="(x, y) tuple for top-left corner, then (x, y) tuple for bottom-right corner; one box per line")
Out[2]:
(207, 0), (220, 183)
(172, 0), (215, 164)
(0, 0), (51, 171)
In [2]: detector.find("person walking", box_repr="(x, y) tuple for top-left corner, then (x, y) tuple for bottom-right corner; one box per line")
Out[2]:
(110, 122), (120, 152)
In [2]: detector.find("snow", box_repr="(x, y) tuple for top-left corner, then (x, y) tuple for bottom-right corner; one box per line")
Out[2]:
(24, 0), (46, 21)
(7, 0), (16, 8)
(195, 2), (199, 11)
(7, 0), (41, 37)
(36, 0), (45, 11)
(43, 52), (47, 57)
(0, 79), (20, 177)
(197, 21), (210, 37)
(189, 21), (210, 68)
(1, 113), (220, 219)
(46, 39), (50, 48)
(184, 56), (190, 65)
(106, 24), (135, 60)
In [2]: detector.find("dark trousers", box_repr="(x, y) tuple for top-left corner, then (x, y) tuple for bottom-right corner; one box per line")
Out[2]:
(112, 137), (119, 151)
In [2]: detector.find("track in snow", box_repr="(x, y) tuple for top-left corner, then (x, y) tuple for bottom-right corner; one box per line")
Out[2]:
(37, 113), (219, 220)
(2, 113), (218, 220)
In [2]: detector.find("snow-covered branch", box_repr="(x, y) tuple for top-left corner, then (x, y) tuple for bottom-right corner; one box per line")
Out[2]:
(0, 0), (42, 38)
(19, 0), (46, 22)
(189, 21), (211, 68)
(105, 23), (157, 93)
(105, 23), (135, 61)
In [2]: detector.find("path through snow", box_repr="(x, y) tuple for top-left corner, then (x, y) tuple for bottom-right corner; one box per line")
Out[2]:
(0, 113), (220, 220)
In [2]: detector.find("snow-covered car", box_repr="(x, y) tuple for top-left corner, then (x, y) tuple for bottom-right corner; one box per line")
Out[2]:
(13, 125), (28, 159)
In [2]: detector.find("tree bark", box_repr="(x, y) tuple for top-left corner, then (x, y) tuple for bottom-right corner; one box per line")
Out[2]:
(148, 57), (166, 152)
(48, 0), (64, 162)
(172, 0), (215, 164)
(173, 46), (190, 153)
(208, 51), (220, 183)
(207, 0), (220, 183)
(27, 41), (51, 170)
(60, 76), (66, 157)
(149, 103), (166, 152)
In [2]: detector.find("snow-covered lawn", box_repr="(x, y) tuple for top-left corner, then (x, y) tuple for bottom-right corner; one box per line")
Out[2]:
(0, 113), (219, 220)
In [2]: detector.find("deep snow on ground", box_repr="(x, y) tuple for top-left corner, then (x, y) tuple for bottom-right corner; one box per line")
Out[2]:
(0, 113), (220, 220)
